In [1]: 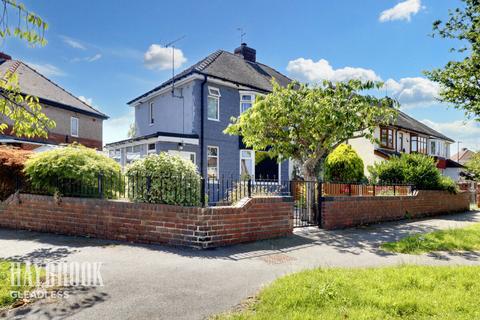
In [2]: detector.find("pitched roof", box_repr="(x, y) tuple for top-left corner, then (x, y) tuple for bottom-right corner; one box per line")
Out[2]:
(0, 59), (108, 119)
(128, 50), (292, 104)
(451, 148), (475, 164)
(395, 111), (454, 142)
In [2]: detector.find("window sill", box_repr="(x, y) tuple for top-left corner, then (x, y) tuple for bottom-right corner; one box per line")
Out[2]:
(208, 118), (220, 122)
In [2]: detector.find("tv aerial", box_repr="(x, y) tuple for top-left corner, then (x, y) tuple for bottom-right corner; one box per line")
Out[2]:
(165, 35), (186, 97)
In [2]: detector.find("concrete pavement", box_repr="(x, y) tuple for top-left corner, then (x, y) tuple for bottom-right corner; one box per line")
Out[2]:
(1, 211), (480, 320)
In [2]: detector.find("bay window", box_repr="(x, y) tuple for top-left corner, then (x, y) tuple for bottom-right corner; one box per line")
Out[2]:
(380, 127), (394, 149)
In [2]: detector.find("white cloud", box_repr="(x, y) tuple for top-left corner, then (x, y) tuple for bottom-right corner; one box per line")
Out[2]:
(421, 119), (480, 151)
(71, 53), (102, 63)
(25, 62), (65, 77)
(78, 96), (93, 106)
(60, 35), (86, 50)
(103, 110), (134, 145)
(286, 58), (381, 83)
(144, 44), (187, 71)
(379, 0), (423, 22)
(385, 77), (439, 108)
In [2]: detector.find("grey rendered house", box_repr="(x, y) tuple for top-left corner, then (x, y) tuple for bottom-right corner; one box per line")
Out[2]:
(106, 43), (291, 181)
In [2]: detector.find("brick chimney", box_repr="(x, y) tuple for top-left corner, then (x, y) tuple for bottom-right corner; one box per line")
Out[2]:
(0, 52), (12, 61)
(234, 43), (256, 62)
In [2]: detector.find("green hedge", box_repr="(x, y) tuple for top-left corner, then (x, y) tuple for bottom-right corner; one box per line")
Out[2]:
(368, 153), (458, 193)
(125, 153), (201, 206)
(24, 144), (121, 197)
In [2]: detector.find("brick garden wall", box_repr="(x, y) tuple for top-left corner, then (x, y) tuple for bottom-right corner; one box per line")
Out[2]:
(322, 190), (471, 230)
(0, 194), (293, 248)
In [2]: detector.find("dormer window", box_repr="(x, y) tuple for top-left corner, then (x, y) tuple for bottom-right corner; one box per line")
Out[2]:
(380, 127), (394, 149)
(240, 93), (255, 114)
(207, 87), (220, 121)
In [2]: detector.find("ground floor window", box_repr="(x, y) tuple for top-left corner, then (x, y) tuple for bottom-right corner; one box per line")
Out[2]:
(168, 150), (196, 165)
(240, 150), (254, 178)
(207, 146), (219, 179)
(147, 143), (156, 154)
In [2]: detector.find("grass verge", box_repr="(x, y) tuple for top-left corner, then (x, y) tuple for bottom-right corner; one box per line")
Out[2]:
(214, 265), (480, 320)
(382, 223), (480, 254)
(0, 260), (41, 308)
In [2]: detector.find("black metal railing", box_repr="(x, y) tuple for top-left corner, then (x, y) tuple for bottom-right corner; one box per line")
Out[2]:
(2, 173), (415, 213)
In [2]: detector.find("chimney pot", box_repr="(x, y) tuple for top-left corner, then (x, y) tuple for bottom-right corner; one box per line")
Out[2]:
(234, 43), (256, 62)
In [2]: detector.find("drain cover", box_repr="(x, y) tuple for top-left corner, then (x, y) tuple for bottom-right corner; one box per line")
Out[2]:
(259, 253), (296, 265)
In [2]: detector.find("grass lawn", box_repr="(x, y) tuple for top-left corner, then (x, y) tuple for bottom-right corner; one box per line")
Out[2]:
(382, 223), (480, 254)
(0, 260), (41, 308)
(215, 266), (480, 320)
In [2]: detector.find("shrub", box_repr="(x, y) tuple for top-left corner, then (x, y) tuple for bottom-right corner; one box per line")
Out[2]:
(368, 153), (458, 193)
(324, 144), (364, 182)
(125, 153), (201, 206)
(24, 144), (121, 196)
(0, 147), (32, 200)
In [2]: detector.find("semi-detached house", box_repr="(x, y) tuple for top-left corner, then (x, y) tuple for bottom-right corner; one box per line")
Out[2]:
(106, 43), (291, 181)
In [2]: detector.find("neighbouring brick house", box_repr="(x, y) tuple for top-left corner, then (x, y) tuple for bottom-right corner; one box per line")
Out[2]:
(348, 111), (464, 181)
(105, 43), (291, 181)
(0, 52), (108, 150)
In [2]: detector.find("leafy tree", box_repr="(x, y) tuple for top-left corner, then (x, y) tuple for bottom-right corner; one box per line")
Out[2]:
(466, 152), (480, 180)
(225, 80), (398, 181)
(0, 0), (54, 138)
(125, 153), (201, 206)
(324, 144), (364, 182)
(24, 144), (121, 196)
(127, 123), (136, 138)
(368, 153), (458, 193)
(425, 0), (480, 120)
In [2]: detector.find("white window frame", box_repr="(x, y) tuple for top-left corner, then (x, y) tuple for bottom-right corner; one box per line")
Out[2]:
(147, 143), (156, 154)
(240, 150), (282, 183)
(207, 86), (220, 121)
(70, 117), (79, 137)
(239, 92), (255, 114)
(240, 149), (255, 179)
(207, 146), (219, 180)
(149, 102), (155, 125)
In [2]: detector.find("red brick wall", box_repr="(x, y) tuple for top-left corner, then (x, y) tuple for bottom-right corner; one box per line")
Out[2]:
(322, 190), (471, 230)
(0, 195), (293, 248)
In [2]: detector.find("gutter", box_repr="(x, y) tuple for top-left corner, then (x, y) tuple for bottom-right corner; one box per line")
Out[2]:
(200, 75), (207, 176)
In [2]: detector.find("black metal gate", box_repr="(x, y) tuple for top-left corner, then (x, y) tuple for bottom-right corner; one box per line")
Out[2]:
(291, 181), (322, 228)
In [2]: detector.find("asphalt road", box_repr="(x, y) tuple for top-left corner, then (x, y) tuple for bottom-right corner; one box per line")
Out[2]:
(1, 211), (480, 320)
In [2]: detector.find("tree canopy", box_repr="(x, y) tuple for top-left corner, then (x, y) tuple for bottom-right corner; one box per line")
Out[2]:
(466, 152), (480, 181)
(225, 80), (398, 181)
(0, 0), (54, 138)
(425, 0), (480, 121)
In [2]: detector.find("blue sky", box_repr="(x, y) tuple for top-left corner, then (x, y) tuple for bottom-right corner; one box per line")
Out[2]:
(2, 0), (479, 151)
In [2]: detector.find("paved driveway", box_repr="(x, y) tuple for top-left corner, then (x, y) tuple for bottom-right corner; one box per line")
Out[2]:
(1, 211), (480, 320)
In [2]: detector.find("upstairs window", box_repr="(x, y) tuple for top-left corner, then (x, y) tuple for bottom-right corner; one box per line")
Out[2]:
(71, 117), (79, 137)
(149, 102), (155, 125)
(411, 136), (427, 154)
(240, 93), (254, 114)
(207, 87), (220, 121)
(380, 127), (394, 149)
